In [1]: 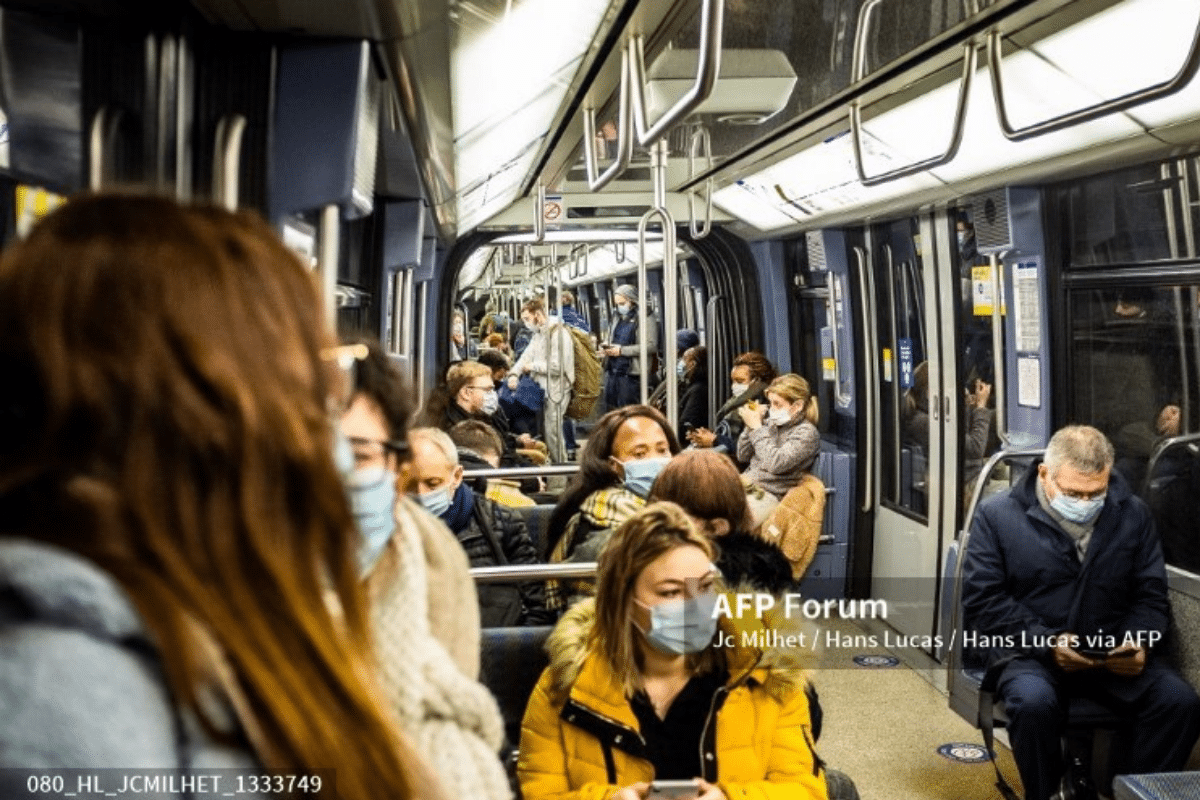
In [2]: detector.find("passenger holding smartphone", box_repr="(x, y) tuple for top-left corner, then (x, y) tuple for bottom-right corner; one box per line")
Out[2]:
(963, 425), (1200, 800)
(518, 503), (827, 800)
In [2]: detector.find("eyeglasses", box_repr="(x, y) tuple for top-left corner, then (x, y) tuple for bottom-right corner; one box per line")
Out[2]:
(1049, 474), (1107, 501)
(346, 436), (410, 488)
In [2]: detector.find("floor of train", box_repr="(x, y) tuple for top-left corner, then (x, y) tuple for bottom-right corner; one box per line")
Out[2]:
(813, 614), (1023, 800)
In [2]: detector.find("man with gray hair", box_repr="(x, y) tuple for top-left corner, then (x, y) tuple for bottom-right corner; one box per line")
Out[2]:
(963, 425), (1200, 800)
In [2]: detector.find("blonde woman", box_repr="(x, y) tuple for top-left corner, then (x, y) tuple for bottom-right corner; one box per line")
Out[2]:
(737, 374), (821, 499)
(519, 502), (826, 800)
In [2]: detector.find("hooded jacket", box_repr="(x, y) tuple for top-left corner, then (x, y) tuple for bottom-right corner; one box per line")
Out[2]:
(517, 599), (827, 800)
(0, 538), (267, 784)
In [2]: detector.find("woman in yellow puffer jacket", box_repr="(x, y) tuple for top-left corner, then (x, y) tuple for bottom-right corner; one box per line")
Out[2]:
(518, 502), (827, 800)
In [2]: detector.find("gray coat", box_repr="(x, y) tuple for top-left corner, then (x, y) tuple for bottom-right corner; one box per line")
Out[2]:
(0, 538), (266, 787)
(738, 418), (821, 499)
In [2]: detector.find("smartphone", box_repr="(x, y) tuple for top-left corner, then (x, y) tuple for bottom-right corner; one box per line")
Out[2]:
(649, 780), (700, 799)
(1078, 648), (1136, 660)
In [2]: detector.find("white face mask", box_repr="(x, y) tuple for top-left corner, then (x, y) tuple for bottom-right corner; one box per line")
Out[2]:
(730, 382), (749, 397)
(768, 407), (793, 425)
(452, 322), (464, 336)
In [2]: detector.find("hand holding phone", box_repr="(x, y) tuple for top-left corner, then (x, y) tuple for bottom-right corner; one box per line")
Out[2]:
(649, 780), (700, 800)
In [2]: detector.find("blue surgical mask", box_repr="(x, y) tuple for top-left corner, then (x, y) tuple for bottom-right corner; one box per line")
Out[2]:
(415, 487), (452, 518)
(616, 302), (631, 316)
(481, 390), (500, 415)
(349, 468), (396, 573)
(676, 360), (687, 379)
(636, 591), (719, 655)
(617, 455), (671, 498)
(1050, 490), (1105, 525)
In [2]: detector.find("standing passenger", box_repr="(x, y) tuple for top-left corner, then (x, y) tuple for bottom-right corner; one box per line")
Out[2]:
(518, 503), (827, 800)
(0, 194), (439, 800)
(601, 284), (660, 410)
(511, 298), (575, 463)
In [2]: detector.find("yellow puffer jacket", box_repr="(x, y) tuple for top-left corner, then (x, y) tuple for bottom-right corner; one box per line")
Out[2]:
(518, 599), (827, 800)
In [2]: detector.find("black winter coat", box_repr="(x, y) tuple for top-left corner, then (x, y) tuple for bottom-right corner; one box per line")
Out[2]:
(678, 377), (709, 442)
(962, 461), (1170, 681)
(452, 493), (554, 627)
(714, 532), (795, 595)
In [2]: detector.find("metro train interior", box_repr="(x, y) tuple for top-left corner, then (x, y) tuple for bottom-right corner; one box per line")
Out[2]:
(4, 0), (1200, 797)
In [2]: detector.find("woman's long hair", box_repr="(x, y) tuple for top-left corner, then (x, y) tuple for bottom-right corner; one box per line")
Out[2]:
(592, 502), (719, 697)
(543, 405), (680, 559)
(0, 194), (436, 800)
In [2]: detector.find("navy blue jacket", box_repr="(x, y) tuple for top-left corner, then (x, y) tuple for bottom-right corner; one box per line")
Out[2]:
(962, 461), (1169, 672)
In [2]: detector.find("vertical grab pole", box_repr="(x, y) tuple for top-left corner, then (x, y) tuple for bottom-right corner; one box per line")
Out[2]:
(318, 204), (340, 329)
(989, 252), (1010, 446)
(638, 139), (678, 431)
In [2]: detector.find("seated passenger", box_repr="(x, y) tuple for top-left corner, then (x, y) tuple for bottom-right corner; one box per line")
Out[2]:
(676, 345), (709, 443)
(543, 406), (681, 612)
(738, 374), (821, 499)
(338, 342), (512, 800)
(435, 360), (546, 465)
(963, 425), (1200, 800)
(0, 194), (438, 798)
(649, 449), (793, 594)
(688, 351), (777, 465)
(448, 419), (538, 509)
(407, 427), (552, 627)
(518, 502), (827, 800)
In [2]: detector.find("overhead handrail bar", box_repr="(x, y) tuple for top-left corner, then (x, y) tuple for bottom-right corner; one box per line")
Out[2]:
(688, 126), (714, 238)
(986, 19), (1200, 142)
(581, 43), (634, 191)
(988, 251), (1010, 447)
(627, 0), (725, 146)
(213, 114), (247, 211)
(849, 40), (977, 186)
(532, 181), (546, 243)
(472, 562), (598, 584)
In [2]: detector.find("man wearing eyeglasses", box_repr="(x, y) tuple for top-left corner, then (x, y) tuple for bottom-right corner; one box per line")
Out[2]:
(963, 425), (1200, 800)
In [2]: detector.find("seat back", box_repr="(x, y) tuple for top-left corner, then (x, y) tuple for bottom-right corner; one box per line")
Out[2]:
(512, 504), (555, 554)
(479, 625), (553, 749)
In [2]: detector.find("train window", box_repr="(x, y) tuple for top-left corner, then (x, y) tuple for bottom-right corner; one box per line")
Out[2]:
(1063, 158), (1200, 267)
(1068, 284), (1200, 574)
(874, 216), (930, 520)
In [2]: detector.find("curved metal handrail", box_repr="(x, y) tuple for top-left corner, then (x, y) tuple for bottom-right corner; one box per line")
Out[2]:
(1141, 432), (1200, 498)
(986, 17), (1200, 142)
(854, 246), (876, 512)
(472, 562), (598, 584)
(627, 0), (725, 146)
(688, 126), (713, 239)
(948, 447), (1044, 687)
(581, 44), (633, 191)
(988, 251), (1010, 447)
(849, 42), (976, 186)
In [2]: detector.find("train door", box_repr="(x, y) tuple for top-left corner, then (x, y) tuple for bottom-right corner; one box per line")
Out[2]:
(860, 215), (960, 642)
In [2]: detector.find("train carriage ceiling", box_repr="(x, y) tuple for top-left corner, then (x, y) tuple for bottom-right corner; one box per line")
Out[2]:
(7, 0), (1200, 243)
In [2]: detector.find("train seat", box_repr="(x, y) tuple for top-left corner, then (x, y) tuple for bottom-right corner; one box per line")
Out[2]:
(511, 504), (555, 554)
(479, 625), (553, 752)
